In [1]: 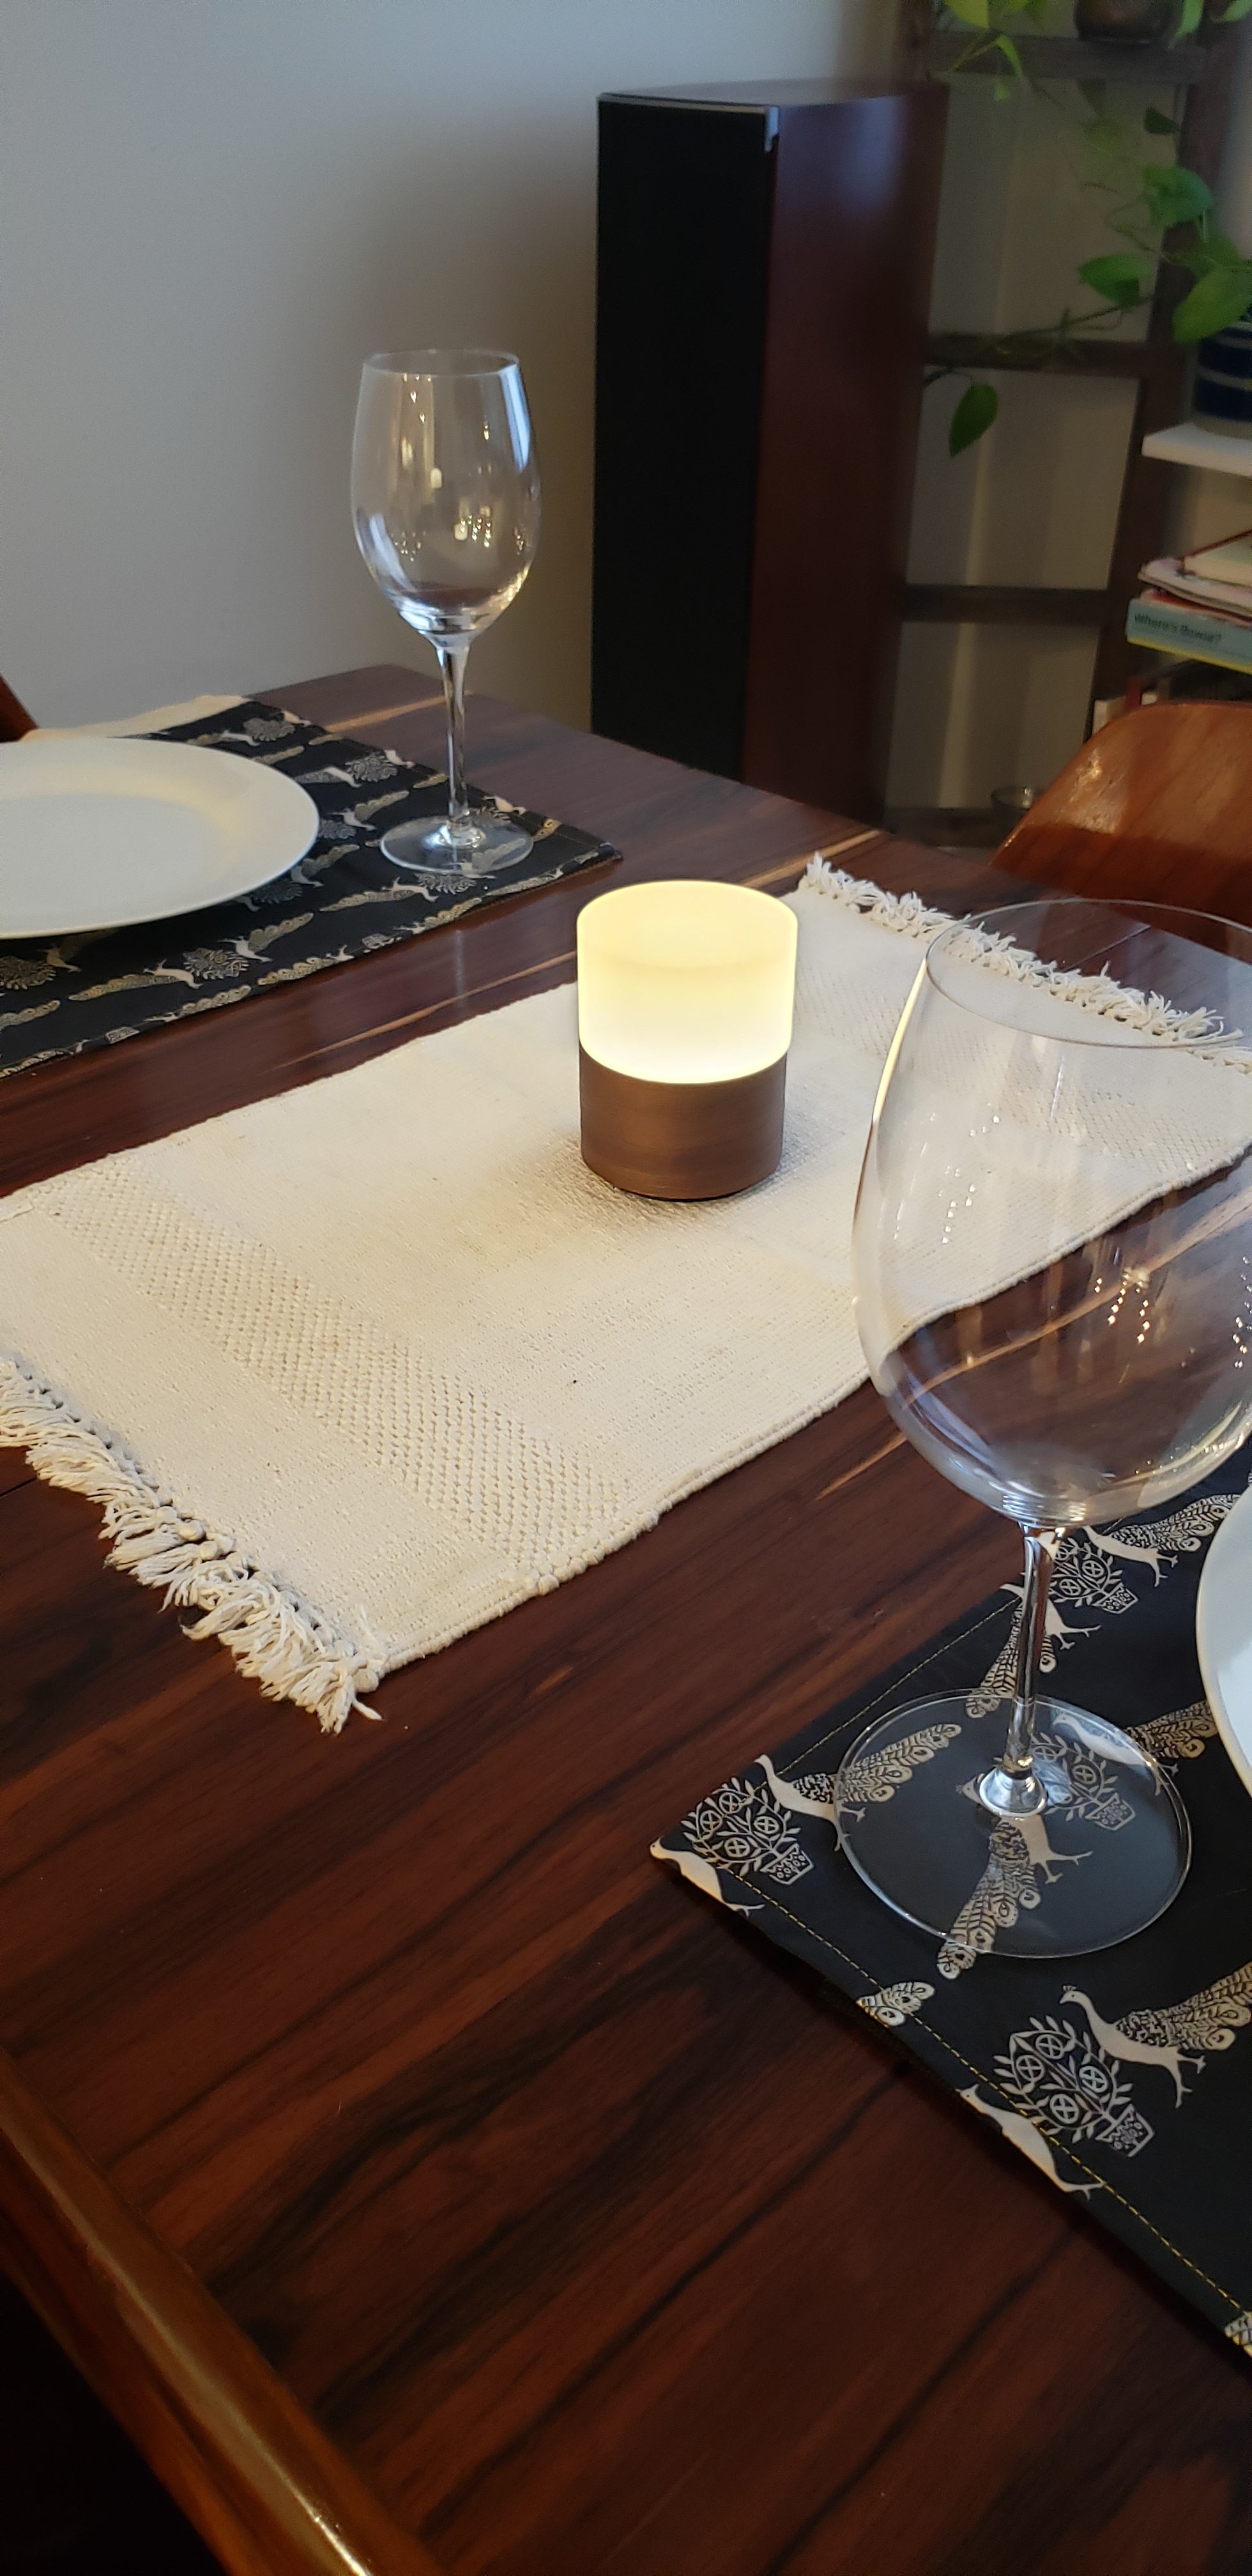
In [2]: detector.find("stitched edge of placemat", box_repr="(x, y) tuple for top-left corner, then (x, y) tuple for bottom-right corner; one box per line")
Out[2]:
(653, 1456), (1252, 2354)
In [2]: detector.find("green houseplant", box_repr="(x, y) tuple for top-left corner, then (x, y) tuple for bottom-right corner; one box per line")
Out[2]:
(930, 0), (1252, 450)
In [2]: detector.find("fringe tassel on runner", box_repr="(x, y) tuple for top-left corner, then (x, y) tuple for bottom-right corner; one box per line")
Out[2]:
(804, 859), (1228, 1048)
(0, 1354), (381, 1731)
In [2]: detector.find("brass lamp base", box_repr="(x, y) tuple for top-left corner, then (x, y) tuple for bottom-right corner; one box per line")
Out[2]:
(579, 1046), (788, 1199)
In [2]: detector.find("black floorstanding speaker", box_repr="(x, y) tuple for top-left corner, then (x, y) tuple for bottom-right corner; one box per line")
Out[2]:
(592, 79), (947, 824)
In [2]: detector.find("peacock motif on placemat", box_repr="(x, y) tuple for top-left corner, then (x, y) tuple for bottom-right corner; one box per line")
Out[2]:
(959, 2085), (1101, 2194)
(1127, 1701), (1218, 1765)
(298, 750), (400, 785)
(992, 2014), (1154, 2158)
(676, 1772), (813, 1889)
(757, 1753), (839, 1823)
(1032, 1730), (1134, 1833)
(1060, 1966), (1252, 2107)
(956, 1777), (1088, 1884)
(1095, 1490), (1242, 1574)
(836, 1722), (961, 1821)
(966, 1554), (1129, 1720)
(938, 1818), (1042, 1979)
(657, 1751), (850, 1906)
(787, 1767), (841, 1811)
(197, 713), (294, 747)
(940, 1730), (1145, 1978)
(858, 1981), (934, 2027)
(0, 951), (59, 989)
(965, 1494), (1239, 1722)
(648, 1838), (761, 1917)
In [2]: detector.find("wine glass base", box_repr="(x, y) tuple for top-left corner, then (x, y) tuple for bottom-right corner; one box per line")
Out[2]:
(837, 1694), (1190, 1963)
(380, 815), (534, 882)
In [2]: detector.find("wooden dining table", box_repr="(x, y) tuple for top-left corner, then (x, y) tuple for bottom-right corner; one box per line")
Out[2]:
(3, 663), (1251, 2576)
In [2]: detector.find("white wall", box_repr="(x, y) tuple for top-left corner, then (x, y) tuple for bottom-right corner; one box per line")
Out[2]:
(1, 0), (882, 728)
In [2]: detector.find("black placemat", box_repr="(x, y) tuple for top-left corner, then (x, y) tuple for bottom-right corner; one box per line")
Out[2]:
(0, 698), (616, 1079)
(653, 1457), (1252, 2351)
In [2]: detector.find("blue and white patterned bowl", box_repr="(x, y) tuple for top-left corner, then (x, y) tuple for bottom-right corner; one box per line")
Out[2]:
(1193, 317), (1252, 438)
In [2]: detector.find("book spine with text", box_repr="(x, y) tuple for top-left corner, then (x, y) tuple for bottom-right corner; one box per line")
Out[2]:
(1126, 595), (1252, 673)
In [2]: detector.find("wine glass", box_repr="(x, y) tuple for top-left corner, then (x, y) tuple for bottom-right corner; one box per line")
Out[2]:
(351, 350), (540, 880)
(845, 896), (1252, 1962)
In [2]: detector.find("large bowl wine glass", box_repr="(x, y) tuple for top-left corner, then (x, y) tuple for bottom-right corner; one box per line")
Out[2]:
(351, 350), (540, 881)
(846, 897), (1252, 1962)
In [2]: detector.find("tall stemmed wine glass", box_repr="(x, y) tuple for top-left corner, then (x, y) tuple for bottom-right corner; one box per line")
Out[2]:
(351, 350), (540, 879)
(846, 897), (1252, 1961)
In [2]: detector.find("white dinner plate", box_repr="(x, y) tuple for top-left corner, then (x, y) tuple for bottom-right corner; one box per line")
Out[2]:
(1196, 1476), (1252, 1798)
(0, 735), (319, 937)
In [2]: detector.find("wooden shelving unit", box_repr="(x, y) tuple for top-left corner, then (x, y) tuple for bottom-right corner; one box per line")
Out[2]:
(1142, 418), (1252, 471)
(926, 27), (1210, 81)
(898, 10), (1242, 780)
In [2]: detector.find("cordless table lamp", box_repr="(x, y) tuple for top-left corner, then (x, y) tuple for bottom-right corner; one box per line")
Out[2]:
(577, 879), (797, 1199)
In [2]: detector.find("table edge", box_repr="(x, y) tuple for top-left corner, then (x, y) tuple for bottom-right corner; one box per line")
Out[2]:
(0, 2047), (443, 2576)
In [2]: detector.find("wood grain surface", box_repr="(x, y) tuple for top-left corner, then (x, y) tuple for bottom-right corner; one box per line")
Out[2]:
(3, 666), (1250, 2576)
(0, 2047), (441, 2576)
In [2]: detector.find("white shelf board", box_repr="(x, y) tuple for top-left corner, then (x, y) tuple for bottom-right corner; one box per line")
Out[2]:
(1143, 421), (1252, 476)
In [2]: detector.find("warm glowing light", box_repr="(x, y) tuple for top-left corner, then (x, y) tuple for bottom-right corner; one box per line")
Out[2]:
(577, 880), (797, 1085)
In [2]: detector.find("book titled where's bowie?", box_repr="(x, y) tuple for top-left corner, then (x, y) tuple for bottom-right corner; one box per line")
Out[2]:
(1129, 525), (1252, 674)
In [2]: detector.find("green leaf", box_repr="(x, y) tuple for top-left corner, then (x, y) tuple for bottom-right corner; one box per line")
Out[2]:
(942, 0), (990, 26)
(1219, 0), (1252, 22)
(994, 30), (1023, 74)
(1196, 230), (1248, 266)
(949, 381), (998, 456)
(1143, 105), (1178, 134)
(1173, 261), (1252, 341)
(1078, 250), (1154, 307)
(1141, 162), (1213, 228)
(1175, 0), (1204, 31)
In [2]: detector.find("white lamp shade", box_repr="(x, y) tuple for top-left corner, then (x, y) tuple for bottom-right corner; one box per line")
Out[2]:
(577, 879), (797, 1085)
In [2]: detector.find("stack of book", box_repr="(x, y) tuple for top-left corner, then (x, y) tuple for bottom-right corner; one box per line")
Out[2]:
(1127, 530), (1252, 675)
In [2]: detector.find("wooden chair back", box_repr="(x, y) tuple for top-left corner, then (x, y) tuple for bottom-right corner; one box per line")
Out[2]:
(0, 675), (34, 741)
(995, 701), (1252, 926)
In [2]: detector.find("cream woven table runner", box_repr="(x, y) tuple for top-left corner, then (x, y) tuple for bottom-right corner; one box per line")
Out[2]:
(1, 863), (1245, 1730)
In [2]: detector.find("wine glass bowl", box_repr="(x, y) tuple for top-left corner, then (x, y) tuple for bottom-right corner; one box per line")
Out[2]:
(842, 898), (1252, 1961)
(351, 350), (540, 880)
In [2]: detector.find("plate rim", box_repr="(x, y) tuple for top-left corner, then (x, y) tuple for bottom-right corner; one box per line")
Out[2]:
(0, 735), (319, 939)
(1196, 1477), (1252, 1798)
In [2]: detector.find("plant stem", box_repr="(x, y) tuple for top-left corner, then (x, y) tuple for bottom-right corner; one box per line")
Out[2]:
(929, 302), (1148, 375)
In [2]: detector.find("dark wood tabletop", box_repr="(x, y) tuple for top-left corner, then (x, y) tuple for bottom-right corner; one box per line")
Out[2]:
(3, 665), (1251, 2576)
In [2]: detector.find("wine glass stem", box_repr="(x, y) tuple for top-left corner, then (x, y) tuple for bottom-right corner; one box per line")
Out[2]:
(979, 1524), (1064, 1819)
(437, 641), (470, 827)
